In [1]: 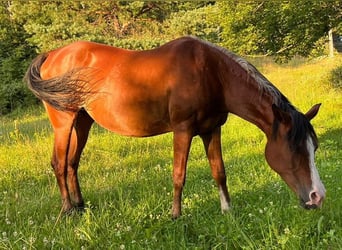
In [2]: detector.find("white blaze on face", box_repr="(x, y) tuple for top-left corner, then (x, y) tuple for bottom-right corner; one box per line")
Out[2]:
(306, 136), (326, 206)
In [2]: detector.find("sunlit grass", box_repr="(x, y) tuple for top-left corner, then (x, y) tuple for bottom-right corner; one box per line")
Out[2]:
(0, 56), (341, 249)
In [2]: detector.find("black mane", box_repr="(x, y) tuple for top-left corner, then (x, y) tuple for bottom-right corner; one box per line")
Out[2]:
(274, 97), (318, 152)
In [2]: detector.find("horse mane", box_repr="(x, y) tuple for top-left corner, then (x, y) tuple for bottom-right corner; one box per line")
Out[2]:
(192, 36), (318, 151)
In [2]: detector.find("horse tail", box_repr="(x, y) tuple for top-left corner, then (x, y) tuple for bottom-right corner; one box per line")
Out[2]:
(24, 53), (93, 112)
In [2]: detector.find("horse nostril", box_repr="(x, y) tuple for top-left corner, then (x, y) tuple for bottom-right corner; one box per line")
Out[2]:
(309, 190), (324, 207)
(302, 190), (322, 209)
(310, 191), (318, 201)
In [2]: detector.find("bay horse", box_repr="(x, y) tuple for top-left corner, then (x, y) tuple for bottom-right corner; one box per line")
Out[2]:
(25, 36), (325, 218)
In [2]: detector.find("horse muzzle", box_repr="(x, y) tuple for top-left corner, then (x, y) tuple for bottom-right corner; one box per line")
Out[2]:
(300, 188), (325, 209)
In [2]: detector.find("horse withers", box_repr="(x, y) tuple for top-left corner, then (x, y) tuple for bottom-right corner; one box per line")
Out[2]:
(25, 36), (325, 218)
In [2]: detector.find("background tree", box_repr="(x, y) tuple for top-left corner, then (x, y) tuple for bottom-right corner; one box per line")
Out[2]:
(215, 1), (342, 60)
(0, 2), (37, 114)
(164, 3), (219, 42)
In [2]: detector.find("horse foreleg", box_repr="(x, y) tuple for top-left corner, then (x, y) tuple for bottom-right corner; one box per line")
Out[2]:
(172, 131), (192, 219)
(67, 110), (93, 210)
(200, 127), (230, 213)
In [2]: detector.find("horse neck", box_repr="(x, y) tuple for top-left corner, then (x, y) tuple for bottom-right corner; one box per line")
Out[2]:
(223, 75), (276, 138)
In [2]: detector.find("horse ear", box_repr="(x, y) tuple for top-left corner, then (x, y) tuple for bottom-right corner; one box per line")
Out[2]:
(305, 103), (321, 121)
(272, 104), (291, 124)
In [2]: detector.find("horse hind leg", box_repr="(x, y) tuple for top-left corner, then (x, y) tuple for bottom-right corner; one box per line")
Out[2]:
(200, 127), (230, 213)
(48, 109), (78, 214)
(67, 109), (94, 211)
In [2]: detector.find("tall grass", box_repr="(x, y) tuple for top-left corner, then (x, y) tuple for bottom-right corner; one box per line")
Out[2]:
(0, 56), (341, 249)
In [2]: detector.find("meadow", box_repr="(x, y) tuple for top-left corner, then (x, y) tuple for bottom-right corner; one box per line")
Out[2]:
(0, 56), (341, 249)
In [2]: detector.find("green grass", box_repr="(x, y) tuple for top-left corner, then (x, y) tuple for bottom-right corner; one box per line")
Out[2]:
(1, 56), (342, 249)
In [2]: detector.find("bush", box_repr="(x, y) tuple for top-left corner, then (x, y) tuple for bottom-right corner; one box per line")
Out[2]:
(329, 65), (342, 89)
(0, 47), (38, 115)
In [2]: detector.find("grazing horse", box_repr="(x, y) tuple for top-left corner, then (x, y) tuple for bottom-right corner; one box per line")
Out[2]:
(25, 36), (325, 218)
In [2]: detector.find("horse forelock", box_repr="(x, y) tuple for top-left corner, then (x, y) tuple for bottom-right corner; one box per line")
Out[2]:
(272, 100), (318, 152)
(288, 109), (318, 152)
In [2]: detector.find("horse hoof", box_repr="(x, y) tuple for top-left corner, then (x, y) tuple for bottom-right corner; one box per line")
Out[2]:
(63, 205), (85, 216)
(171, 212), (181, 220)
(75, 203), (85, 212)
(63, 208), (75, 216)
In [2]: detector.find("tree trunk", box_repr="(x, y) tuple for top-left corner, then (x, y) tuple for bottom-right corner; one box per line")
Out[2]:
(328, 29), (334, 58)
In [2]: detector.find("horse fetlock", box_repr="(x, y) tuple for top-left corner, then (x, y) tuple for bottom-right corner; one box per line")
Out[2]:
(171, 206), (181, 219)
(61, 199), (73, 213)
(221, 203), (231, 214)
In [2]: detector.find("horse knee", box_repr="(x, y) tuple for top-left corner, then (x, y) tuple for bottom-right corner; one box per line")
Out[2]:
(50, 160), (66, 178)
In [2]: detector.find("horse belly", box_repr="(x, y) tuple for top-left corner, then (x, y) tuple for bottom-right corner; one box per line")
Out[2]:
(86, 96), (171, 137)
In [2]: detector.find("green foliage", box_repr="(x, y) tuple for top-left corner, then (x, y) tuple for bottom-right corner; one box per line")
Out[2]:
(9, 1), (109, 51)
(164, 4), (220, 42)
(214, 2), (262, 55)
(0, 3), (37, 115)
(8, 1), (206, 51)
(216, 1), (342, 61)
(329, 65), (342, 89)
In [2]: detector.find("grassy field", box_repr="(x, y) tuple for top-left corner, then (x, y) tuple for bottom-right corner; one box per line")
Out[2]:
(0, 56), (341, 249)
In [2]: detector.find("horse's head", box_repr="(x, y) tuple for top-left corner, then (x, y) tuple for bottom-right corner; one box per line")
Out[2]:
(265, 103), (325, 209)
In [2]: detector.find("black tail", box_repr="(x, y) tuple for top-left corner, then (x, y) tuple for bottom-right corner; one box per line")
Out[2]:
(24, 54), (93, 112)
